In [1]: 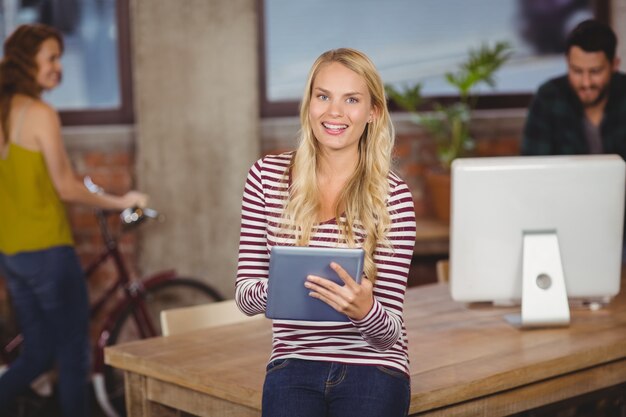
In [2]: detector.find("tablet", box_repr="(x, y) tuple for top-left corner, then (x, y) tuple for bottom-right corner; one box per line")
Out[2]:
(265, 246), (365, 321)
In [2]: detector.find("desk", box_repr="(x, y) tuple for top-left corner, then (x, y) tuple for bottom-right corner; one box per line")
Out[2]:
(105, 282), (626, 416)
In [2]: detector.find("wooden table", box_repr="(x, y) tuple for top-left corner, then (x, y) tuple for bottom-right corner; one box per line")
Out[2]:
(105, 281), (626, 416)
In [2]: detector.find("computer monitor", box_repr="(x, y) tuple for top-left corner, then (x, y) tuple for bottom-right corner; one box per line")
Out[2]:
(449, 155), (625, 328)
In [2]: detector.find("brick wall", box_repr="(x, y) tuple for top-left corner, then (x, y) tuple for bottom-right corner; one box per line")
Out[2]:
(394, 110), (524, 218)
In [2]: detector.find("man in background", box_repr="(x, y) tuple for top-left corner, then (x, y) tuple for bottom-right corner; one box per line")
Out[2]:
(521, 19), (626, 158)
(522, 19), (626, 261)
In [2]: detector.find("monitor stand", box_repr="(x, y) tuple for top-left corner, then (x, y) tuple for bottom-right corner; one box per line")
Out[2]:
(505, 231), (571, 328)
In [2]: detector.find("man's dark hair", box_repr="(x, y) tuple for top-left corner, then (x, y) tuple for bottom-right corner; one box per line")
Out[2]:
(566, 19), (617, 61)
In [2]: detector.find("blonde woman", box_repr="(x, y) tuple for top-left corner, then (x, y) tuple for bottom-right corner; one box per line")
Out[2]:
(236, 48), (416, 417)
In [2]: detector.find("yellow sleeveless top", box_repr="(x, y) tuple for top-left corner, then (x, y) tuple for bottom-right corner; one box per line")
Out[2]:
(0, 142), (74, 254)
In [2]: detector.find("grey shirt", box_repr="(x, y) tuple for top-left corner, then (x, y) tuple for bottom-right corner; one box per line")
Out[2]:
(583, 117), (603, 154)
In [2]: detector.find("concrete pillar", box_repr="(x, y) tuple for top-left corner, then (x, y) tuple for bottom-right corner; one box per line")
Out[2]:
(130, 0), (260, 298)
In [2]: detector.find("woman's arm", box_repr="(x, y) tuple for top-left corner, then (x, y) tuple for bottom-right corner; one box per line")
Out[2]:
(32, 101), (147, 210)
(303, 178), (417, 351)
(235, 158), (270, 316)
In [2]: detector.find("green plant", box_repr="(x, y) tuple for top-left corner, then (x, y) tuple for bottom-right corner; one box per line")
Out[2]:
(386, 41), (513, 170)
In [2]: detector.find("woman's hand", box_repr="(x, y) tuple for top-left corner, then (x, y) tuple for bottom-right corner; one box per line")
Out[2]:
(120, 191), (149, 209)
(305, 262), (374, 321)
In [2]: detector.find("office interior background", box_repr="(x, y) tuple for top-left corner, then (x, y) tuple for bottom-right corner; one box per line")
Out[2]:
(0, 0), (624, 301)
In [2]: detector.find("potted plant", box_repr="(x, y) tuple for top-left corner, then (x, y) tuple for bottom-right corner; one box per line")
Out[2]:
(386, 41), (512, 222)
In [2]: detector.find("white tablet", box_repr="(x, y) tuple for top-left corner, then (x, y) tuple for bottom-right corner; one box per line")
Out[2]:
(265, 246), (365, 321)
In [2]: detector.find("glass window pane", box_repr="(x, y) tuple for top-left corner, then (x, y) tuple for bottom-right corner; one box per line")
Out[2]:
(1, 0), (121, 110)
(264, 0), (595, 102)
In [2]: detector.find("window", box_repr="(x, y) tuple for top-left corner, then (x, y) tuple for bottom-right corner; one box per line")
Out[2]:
(259, 0), (609, 117)
(0, 0), (133, 124)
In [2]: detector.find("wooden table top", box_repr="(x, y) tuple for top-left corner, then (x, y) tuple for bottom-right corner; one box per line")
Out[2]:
(105, 280), (626, 415)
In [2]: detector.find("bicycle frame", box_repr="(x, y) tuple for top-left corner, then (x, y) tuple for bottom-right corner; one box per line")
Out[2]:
(90, 211), (178, 372)
(1, 206), (220, 417)
(1, 210), (171, 373)
(91, 270), (177, 373)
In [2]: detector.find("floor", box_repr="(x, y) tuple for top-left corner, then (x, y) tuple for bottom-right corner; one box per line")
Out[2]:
(12, 383), (625, 417)
(5, 389), (108, 417)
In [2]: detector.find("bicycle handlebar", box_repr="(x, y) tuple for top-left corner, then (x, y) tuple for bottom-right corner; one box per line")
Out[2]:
(120, 207), (163, 228)
(83, 176), (163, 230)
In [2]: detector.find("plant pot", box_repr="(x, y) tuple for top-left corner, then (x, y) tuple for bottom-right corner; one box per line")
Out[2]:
(424, 168), (451, 223)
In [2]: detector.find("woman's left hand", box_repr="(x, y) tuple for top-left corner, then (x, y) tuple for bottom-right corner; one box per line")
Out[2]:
(305, 262), (374, 321)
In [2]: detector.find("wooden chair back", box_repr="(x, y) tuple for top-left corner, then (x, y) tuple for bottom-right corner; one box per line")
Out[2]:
(160, 299), (263, 336)
(436, 260), (450, 283)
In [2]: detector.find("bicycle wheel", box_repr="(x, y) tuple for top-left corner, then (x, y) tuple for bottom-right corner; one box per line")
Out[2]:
(102, 277), (223, 416)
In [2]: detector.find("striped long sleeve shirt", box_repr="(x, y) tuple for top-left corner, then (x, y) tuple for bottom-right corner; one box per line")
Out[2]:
(235, 152), (417, 375)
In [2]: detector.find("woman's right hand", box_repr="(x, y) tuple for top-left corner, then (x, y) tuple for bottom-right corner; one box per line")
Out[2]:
(120, 191), (149, 209)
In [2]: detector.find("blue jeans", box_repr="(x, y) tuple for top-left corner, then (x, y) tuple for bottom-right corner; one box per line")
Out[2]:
(0, 246), (90, 417)
(262, 359), (411, 417)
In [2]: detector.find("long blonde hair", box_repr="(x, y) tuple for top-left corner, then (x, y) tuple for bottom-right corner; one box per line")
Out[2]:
(283, 48), (394, 282)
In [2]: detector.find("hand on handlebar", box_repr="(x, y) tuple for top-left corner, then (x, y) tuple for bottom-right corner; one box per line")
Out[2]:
(121, 191), (149, 209)
(120, 206), (162, 228)
(83, 176), (149, 210)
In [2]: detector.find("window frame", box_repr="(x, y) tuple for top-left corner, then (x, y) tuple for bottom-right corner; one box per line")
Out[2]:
(58, 0), (133, 125)
(258, 0), (611, 118)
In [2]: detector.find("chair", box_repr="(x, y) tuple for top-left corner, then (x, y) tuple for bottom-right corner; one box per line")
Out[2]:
(436, 260), (449, 283)
(160, 299), (262, 336)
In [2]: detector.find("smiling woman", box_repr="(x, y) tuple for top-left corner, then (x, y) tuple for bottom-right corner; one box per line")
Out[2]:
(0, 23), (147, 416)
(309, 62), (375, 157)
(235, 48), (417, 417)
(34, 38), (62, 90)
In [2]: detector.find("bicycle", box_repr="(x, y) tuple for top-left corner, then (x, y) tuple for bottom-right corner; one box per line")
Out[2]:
(0, 200), (224, 417)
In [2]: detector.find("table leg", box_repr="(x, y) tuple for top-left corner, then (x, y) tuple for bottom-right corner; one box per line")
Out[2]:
(124, 371), (181, 416)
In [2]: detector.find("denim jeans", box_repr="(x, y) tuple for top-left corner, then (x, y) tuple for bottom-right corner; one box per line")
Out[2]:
(262, 358), (411, 417)
(0, 246), (90, 417)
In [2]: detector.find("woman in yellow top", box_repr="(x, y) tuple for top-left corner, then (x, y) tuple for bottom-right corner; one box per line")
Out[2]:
(0, 24), (147, 417)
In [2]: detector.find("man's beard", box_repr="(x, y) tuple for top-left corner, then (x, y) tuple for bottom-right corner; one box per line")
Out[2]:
(578, 83), (610, 108)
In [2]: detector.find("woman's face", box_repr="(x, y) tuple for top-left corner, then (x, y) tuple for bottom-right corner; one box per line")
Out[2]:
(308, 62), (374, 155)
(35, 38), (62, 91)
